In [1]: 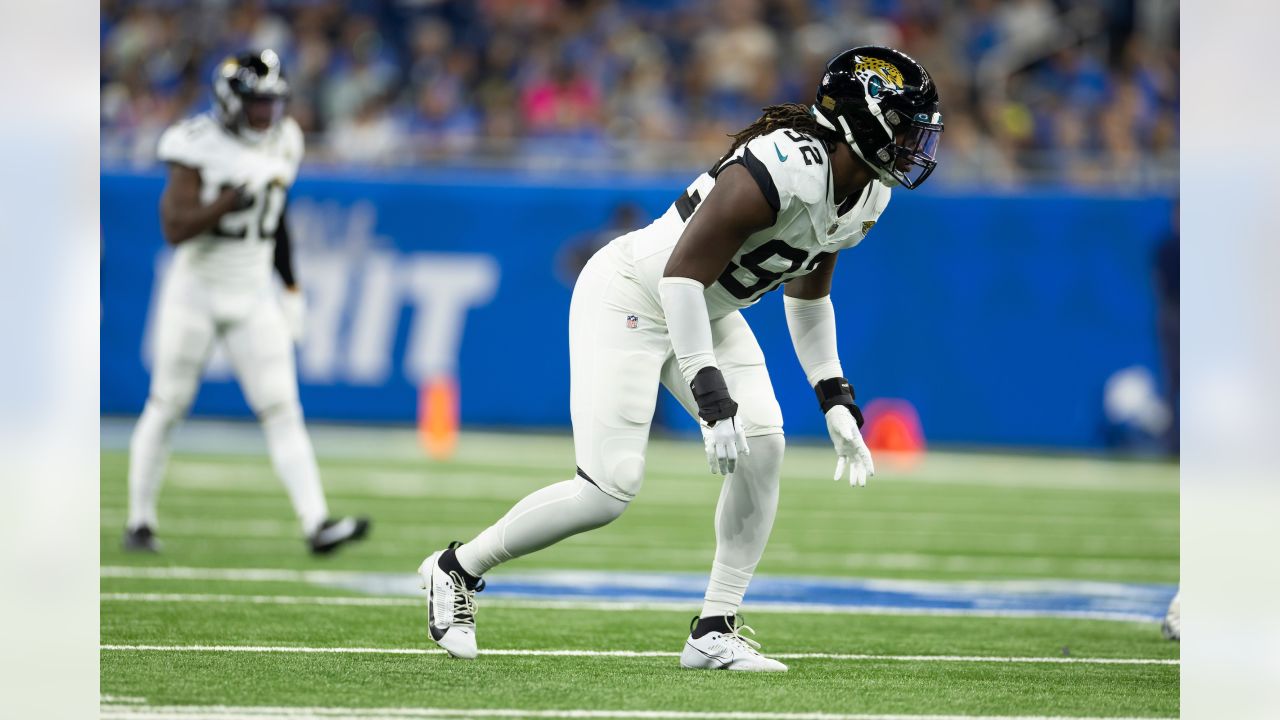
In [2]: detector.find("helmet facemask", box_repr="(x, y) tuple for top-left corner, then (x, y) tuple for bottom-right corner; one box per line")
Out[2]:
(884, 108), (943, 188)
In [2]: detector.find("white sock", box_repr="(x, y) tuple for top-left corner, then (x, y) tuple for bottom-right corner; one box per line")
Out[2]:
(260, 406), (329, 536)
(700, 433), (784, 618)
(455, 478), (627, 577)
(126, 401), (178, 530)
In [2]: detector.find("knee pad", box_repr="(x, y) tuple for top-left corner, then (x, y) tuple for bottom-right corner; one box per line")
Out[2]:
(603, 453), (646, 501)
(730, 380), (784, 438)
(577, 449), (646, 504)
(741, 406), (784, 438)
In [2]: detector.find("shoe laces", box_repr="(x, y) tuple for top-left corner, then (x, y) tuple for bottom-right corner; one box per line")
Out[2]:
(722, 617), (762, 654)
(446, 570), (484, 628)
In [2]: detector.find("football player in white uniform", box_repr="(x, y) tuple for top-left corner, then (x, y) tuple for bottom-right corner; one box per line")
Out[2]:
(418, 46), (942, 668)
(123, 51), (370, 555)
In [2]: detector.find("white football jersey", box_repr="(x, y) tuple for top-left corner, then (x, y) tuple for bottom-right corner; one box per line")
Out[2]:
(156, 113), (304, 292)
(611, 127), (891, 319)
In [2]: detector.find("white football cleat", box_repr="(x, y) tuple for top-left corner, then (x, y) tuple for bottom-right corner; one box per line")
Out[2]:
(680, 616), (788, 672)
(418, 542), (483, 659)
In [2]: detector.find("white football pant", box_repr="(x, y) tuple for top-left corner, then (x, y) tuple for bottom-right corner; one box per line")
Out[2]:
(127, 270), (329, 536)
(457, 246), (783, 618)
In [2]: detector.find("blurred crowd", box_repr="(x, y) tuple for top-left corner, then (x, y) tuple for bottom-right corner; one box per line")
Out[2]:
(101, 0), (1179, 188)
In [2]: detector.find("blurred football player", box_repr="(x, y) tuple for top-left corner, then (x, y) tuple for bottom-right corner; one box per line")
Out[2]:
(419, 47), (942, 669)
(123, 50), (370, 555)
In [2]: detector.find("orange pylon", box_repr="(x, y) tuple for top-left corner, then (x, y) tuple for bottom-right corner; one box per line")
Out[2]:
(862, 398), (925, 468)
(418, 375), (459, 460)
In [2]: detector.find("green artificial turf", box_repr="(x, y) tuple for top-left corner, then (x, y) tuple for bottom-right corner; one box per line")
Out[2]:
(100, 429), (1178, 718)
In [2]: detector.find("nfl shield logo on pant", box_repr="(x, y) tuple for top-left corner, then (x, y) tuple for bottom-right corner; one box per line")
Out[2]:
(625, 314), (638, 329)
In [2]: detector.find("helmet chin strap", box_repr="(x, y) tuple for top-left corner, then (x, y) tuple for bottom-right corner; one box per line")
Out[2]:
(812, 104), (899, 187)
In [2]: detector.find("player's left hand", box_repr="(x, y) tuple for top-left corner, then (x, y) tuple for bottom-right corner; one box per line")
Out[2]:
(825, 405), (875, 487)
(280, 287), (306, 343)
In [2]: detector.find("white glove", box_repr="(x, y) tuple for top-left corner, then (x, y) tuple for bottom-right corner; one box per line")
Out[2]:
(825, 405), (875, 487)
(279, 288), (306, 343)
(701, 416), (750, 475)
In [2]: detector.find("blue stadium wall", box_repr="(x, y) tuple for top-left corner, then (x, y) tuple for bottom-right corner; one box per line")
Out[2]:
(101, 169), (1174, 450)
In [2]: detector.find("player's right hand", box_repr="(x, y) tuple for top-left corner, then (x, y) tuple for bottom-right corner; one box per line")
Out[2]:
(701, 416), (750, 475)
(217, 184), (253, 212)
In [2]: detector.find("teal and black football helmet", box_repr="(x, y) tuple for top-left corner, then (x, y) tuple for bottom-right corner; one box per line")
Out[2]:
(212, 49), (290, 142)
(813, 46), (942, 189)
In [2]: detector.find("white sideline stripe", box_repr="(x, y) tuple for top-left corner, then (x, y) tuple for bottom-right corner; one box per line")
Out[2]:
(98, 644), (1177, 666)
(97, 704), (1174, 720)
(97, 590), (1160, 624)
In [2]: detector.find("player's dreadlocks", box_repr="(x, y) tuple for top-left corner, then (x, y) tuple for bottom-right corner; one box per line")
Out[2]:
(713, 103), (840, 172)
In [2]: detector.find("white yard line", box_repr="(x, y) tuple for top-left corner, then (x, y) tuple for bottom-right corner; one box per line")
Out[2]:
(97, 703), (1175, 720)
(102, 593), (418, 607)
(99, 591), (1161, 623)
(98, 644), (1177, 666)
(103, 566), (358, 582)
(101, 695), (149, 705)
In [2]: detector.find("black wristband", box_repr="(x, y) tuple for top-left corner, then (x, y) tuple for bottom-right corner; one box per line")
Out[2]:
(690, 367), (738, 426)
(815, 376), (864, 428)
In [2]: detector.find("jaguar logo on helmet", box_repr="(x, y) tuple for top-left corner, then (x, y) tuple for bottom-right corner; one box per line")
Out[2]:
(852, 56), (905, 98)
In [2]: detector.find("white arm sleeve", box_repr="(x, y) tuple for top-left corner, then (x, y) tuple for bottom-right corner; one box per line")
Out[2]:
(784, 294), (844, 387)
(659, 276), (717, 385)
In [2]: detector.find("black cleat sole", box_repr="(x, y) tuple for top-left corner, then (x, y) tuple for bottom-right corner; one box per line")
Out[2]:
(309, 517), (371, 555)
(122, 526), (160, 553)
